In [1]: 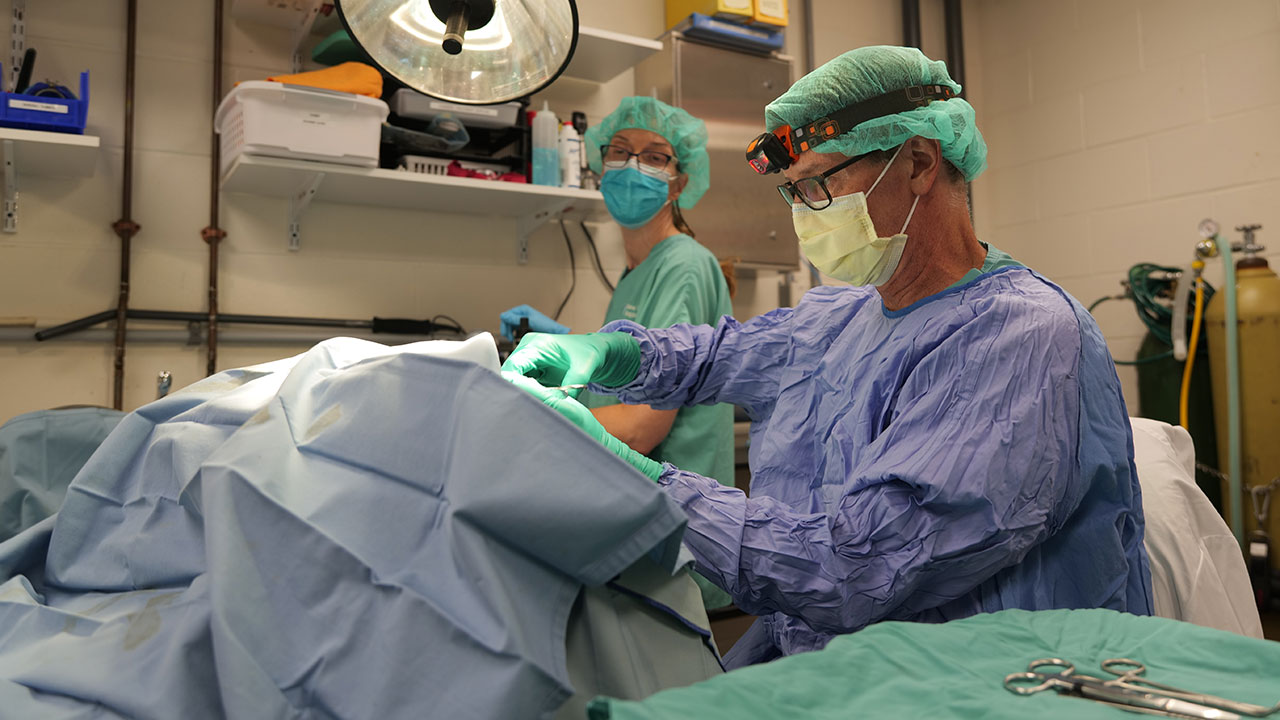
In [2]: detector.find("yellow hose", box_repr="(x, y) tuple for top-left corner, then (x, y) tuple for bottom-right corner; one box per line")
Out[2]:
(1179, 271), (1205, 429)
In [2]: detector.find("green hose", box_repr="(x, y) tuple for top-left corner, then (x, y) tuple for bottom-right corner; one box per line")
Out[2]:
(1090, 264), (1216, 367)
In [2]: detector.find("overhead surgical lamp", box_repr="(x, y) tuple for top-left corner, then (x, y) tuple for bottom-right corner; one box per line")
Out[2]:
(336, 0), (579, 105)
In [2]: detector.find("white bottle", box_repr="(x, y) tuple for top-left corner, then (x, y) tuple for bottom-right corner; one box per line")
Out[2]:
(531, 102), (560, 186)
(558, 123), (582, 189)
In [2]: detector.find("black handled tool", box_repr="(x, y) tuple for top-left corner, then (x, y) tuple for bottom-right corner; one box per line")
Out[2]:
(14, 47), (36, 93)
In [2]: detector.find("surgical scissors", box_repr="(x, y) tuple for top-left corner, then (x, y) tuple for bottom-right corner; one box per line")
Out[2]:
(1101, 659), (1280, 717)
(1005, 658), (1241, 719)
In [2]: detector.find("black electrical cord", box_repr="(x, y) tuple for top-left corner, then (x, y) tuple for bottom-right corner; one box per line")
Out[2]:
(431, 314), (465, 334)
(1088, 295), (1123, 314)
(579, 221), (614, 293)
(553, 220), (576, 322)
(1113, 350), (1174, 366)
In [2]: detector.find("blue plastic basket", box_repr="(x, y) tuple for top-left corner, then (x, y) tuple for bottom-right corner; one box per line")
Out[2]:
(0, 64), (89, 134)
(677, 13), (785, 52)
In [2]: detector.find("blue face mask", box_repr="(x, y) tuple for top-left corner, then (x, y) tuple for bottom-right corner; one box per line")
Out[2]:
(600, 166), (671, 229)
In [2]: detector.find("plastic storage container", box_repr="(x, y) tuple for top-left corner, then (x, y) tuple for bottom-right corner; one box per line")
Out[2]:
(214, 81), (389, 175)
(390, 90), (520, 129)
(0, 65), (89, 134)
(531, 102), (559, 187)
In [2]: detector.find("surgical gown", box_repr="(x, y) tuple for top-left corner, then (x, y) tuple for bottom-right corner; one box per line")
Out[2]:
(598, 265), (1153, 665)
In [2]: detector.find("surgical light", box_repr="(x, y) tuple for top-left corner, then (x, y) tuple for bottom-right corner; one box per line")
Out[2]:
(336, 0), (578, 105)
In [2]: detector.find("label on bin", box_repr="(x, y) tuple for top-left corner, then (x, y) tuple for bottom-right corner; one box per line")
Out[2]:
(9, 99), (68, 114)
(301, 112), (329, 126)
(430, 100), (499, 117)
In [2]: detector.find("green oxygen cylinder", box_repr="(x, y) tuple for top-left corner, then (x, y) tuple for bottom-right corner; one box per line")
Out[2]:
(1204, 245), (1280, 576)
(1135, 331), (1221, 510)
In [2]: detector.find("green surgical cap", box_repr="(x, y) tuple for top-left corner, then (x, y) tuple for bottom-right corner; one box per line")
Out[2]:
(584, 96), (710, 209)
(765, 46), (988, 181)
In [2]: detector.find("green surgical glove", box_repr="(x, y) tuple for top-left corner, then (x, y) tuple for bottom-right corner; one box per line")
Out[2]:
(504, 372), (662, 482)
(501, 332), (642, 398)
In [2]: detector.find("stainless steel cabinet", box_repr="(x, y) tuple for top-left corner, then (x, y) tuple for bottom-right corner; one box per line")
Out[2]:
(635, 36), (798, 270)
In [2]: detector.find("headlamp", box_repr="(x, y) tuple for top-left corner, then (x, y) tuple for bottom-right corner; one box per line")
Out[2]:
(745, 83), (957, 174)
(745, 127), (795, 175)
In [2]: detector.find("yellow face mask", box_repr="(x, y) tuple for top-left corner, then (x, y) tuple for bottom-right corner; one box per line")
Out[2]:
(791, 145), (920, 287)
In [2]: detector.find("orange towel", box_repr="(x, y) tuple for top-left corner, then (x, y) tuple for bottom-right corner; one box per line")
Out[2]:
(266, 62), (382, 99)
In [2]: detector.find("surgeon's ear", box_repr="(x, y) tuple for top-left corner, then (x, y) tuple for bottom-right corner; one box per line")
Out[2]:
(669, 172), (688, 202)
(908, 137), (942, 196)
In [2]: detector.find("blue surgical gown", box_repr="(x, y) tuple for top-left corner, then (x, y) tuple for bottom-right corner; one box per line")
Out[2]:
(598, 266), (1153, 665)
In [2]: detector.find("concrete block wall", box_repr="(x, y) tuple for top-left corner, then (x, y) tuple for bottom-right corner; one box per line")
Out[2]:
(966, 0), (1280, 412)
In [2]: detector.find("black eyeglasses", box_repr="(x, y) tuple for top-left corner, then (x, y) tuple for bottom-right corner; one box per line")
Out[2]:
(601, 144), (675, 174)
(777, 151), (875, 210)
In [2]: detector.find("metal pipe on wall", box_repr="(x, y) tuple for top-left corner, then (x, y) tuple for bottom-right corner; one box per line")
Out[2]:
(203, 0), (227, 377)
(943, 0), (965, 92)
(901, 0), (922, 49)
(33, 309), (460, 342)
(801, 0), (815, 74)
(5, 328), (448, 345)
(36, 310), (372, 341)
(942, 0), (973, 214)
(109, 0), (142, 410)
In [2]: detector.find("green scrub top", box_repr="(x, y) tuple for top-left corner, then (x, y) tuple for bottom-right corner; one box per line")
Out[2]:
(946, 242), (1022, 290)
(581, 234), (736, 487)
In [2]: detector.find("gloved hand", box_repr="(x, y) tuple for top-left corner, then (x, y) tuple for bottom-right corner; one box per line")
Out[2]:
(499, 305), (569, 342)
(504, 372), (662, 481)
(501, 332), (642, 397)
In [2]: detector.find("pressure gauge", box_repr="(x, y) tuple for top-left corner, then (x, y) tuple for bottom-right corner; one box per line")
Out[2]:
(1198, 218), (1219, 238)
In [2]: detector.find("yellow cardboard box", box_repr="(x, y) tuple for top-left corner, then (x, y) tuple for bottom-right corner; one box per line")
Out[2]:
(752, 0), (788, 26)
(665, 0), (753, 30)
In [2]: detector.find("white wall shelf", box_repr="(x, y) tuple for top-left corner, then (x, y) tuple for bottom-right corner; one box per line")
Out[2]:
(563, 27), (663, 84)
(0, 127), (100, 233)
(0, 128), (99, 177)
(220, 153), (606, 257)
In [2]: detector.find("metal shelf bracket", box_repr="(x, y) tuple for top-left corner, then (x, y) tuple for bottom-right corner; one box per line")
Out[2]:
(516, 200), (572, 264)
(3, 140), (16, 233)
(9, 0), (25, 93)
(290, 0), (322, 73)
(288, 171), (325, 251)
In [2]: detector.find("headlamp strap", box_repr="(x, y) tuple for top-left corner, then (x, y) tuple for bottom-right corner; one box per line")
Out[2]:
(788, 84), (957, 154)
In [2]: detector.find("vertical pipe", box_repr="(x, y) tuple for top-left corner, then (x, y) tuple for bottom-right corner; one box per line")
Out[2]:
(111, 0), (141, 410)
(1221, 240), (1243, 546)
(205, 0), (226, 376)
(943, 0), (965, 91)
(901, 0), (922, 49)
(942, 0), (972, 213)
(801, 0), (815, 74)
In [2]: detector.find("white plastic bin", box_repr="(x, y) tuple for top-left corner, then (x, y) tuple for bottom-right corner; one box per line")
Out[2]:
(214, 81), (389, 175)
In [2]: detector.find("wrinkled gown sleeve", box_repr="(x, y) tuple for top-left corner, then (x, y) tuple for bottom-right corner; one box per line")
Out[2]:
(605, 294), (1087, 634)
(598, 290), (848, 419)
